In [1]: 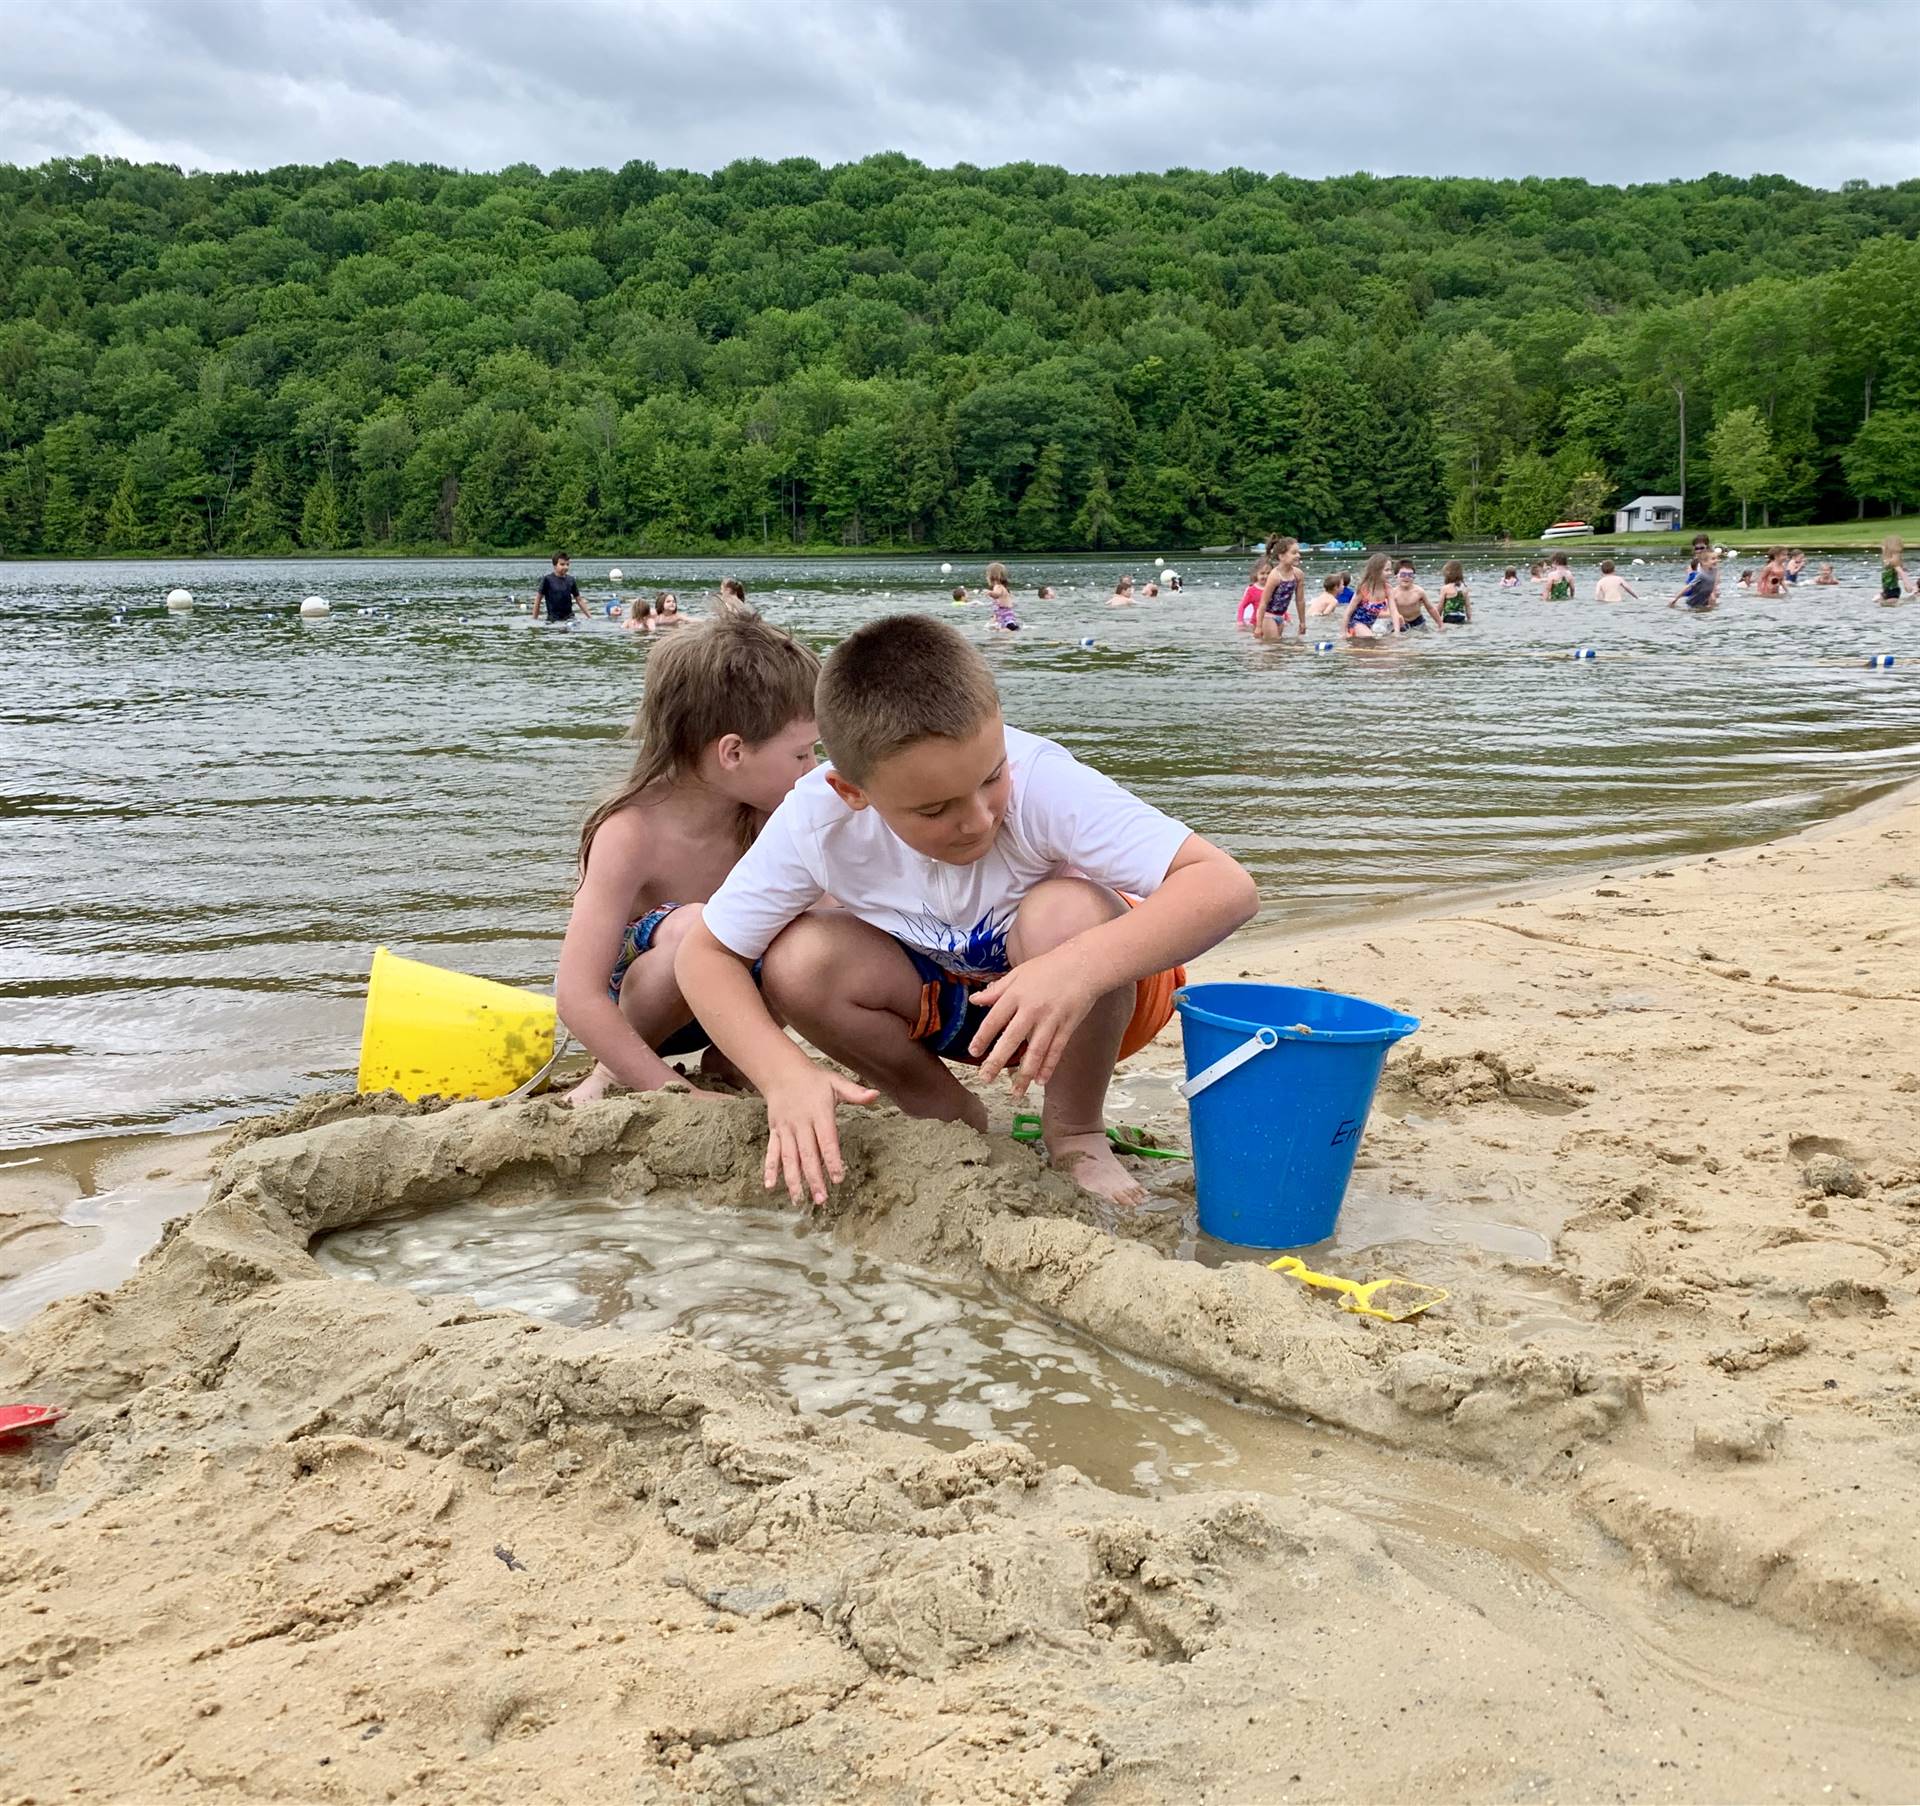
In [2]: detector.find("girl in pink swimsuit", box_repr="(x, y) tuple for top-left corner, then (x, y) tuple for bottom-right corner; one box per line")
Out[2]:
(1238, 556), (1271, 630)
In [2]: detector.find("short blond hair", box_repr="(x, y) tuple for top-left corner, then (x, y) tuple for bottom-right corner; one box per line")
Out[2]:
(817, 614), (999, 784)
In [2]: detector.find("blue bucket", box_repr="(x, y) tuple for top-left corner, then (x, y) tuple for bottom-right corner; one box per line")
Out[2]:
(1174, 983), (1418, 1249)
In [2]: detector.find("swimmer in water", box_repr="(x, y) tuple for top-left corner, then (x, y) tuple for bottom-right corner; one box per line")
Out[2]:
(985, 561), (1021, 632)
(1785, 550), (1808, 585)
(1142, 581), (1160, 598)
(951, 586), (970, 605)
(1341, 553), (1399, 638)
(1499, 566), (1520, 590)
(1108, 574), (1137, 607)
(1237, 555), (1271, 631)
(1668, 542), (1721, 612)
(1540, 553), (1575, 601)
(1389, 560), (1444, 631)
(1336, 571), (1355, 606)
(1593, 559), (1638, 602)
(1439, 559), (1472, 623)
(1815, 563), (1839, 587)
(1736, 570), (1755, 590)
(1755, 549), (1787, 597)
(1881, 536), (1911, 602)
(653, 591), (688, 628)
(1307, 573), (1342, 616)
(1255, 537), (1306, 641)
(622, 594), (654, 635)
(1036, 585), (1057, 600)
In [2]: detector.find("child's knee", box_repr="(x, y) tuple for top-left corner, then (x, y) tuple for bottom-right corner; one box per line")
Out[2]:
(758, 916), (843, 1011)
(1012, 878), (1126, 958)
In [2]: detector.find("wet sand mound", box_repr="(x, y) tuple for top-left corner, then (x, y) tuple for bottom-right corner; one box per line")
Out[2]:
(5, 1093), (1918, 1801)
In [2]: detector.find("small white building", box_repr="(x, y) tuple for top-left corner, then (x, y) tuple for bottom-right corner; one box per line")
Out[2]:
(1613, 494), (1685, 533)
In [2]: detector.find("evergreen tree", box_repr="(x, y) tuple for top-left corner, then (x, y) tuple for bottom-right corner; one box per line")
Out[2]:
(946, 475), (998, 550)
(231, 450), (296, 553)
(1072, 468), (1119, 549)
(1013, 442), (1064, 547)
(103, 469), (145, 552)
(300, 469), (343, 550)
(39, 473), (95, 553)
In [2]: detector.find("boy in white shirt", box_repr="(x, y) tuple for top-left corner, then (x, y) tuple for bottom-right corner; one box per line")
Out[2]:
(677, 614), (1258, 1210)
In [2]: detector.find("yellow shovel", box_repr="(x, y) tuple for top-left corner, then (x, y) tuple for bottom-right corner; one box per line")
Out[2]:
(1266, 1255), (1447, 1323)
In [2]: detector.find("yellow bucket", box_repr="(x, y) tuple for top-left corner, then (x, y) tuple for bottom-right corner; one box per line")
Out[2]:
(357, 946), (557, 1102)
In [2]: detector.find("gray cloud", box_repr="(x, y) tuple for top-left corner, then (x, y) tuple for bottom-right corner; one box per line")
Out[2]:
(3, 0), (1914, 187)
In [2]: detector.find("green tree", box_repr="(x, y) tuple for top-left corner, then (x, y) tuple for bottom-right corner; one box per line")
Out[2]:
(1494, 449), (1567, 540)
(946, 475), (998, 550)
(300, 468), (343, 549)
(1072, 467), (1119, 550)
(1432, 332), (1521, 535)
(1625, 300), (1711, 517)
(1013, 441), (1065, 548)
(231, 448), (296, 553)
(1842, 409), (1920, 515)
(1706, 405), (1775, 530)
(103, 469), (144, 552)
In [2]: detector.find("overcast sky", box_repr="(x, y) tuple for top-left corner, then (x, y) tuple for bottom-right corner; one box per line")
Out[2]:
(4, 0), (1915, 189)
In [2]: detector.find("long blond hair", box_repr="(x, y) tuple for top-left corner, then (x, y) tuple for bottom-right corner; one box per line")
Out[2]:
(577, 609), (819, 875)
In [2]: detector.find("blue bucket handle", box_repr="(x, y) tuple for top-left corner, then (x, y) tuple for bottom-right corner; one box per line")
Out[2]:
(1178, 1025), (1280, 1100)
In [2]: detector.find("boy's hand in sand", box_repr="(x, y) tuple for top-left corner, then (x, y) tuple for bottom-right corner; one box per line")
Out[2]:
(762, 1067), (877, 1206)
(968, 947), (1102, 1095)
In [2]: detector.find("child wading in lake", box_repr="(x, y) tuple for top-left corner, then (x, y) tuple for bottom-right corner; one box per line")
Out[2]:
(1389, 560), (1444, 631)
(1756, 550), (1787, 597)
(1882, 537), (1911, 602)
(1669, 539), (1721, 612)
(1439, 560), (1472, 623)
(1341, 554), (1398, 638)
(985, 563), (1021, 632)
(1541, 553), (1575, 600)
(675, 614), (1258, 1209)
(556, 610), (822, 1104)
(1593, 560), (1637, 602)
(1307, 574), (1342, 616)
(1500, 567), (1520, 590)
(1237, 556), (1271, 630)
(1255, 537), (1305, 641)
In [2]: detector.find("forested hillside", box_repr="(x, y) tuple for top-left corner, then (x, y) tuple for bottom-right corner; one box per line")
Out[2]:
(3, 154), (1919, 557)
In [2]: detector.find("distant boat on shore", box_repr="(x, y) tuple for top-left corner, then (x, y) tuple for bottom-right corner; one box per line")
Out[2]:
(1540, 521), (1595, 541)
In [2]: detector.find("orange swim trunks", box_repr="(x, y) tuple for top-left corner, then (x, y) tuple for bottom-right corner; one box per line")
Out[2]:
(902, 893), (1183, 1063)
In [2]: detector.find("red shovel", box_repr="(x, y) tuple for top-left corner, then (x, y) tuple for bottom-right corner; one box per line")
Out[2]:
(0, 1405), (65, 1440)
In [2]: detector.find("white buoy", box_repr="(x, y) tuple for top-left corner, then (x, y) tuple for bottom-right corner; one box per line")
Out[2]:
(1154, 556), (1165, 567)
(165, 587), (193, 611)
(1631, 557), (1646, 566)
(609, 568), (623, 581)
(300, 596), (329, 617)
(940, 562), (953, 576)
(1078, 636), (1097, 648)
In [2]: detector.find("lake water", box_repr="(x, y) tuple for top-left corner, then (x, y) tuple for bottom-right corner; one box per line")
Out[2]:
(3, 550), (1915, 1149)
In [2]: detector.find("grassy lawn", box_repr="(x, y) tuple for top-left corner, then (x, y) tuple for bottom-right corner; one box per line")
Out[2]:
(1586, 515), (1918, 552)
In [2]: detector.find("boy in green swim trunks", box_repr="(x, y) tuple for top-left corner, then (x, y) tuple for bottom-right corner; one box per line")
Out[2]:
(677, 614), (1259, 1210)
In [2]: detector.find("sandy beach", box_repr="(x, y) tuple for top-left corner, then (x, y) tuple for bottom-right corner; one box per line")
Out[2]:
(3, 795), (1919, 1803)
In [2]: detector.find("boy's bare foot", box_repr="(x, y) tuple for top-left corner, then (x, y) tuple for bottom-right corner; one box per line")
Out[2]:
(562, 1063), (616, 1107)
(1045, 1129), (1147, 1209)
